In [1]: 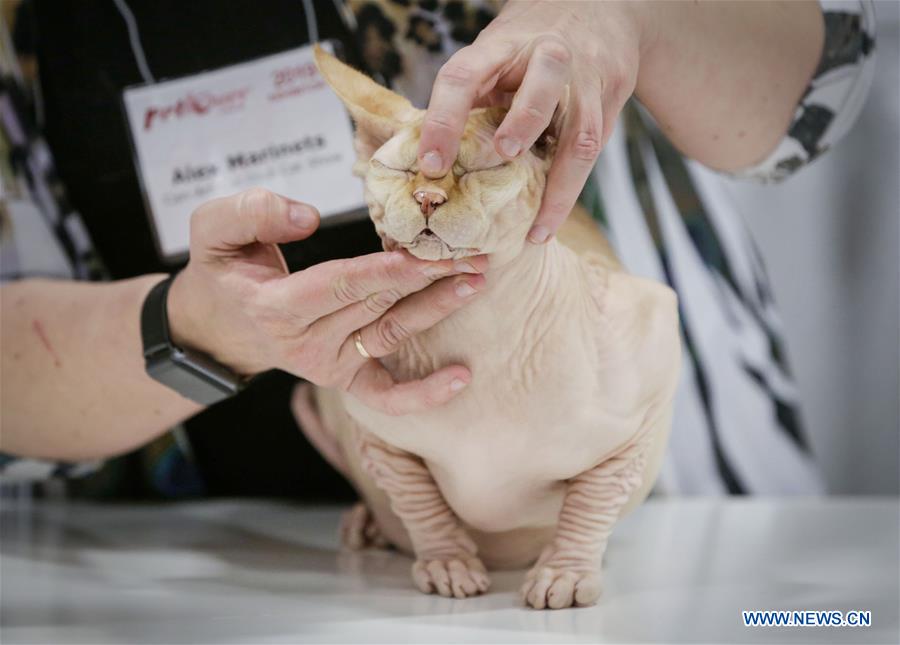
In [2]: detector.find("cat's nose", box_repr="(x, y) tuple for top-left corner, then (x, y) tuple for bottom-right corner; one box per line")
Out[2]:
(413, 189), (446, 218)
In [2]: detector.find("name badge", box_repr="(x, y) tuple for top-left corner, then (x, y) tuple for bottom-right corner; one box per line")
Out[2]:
(123, 43), (365, 261)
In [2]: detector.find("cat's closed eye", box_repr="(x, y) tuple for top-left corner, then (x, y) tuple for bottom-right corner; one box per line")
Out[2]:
(452, 161), (510, 177)
(371, 157), (510, 180)
(370, 159), (415, 180)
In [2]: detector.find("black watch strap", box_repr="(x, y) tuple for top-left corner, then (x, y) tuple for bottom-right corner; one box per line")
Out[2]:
(141, 276), (244, 405)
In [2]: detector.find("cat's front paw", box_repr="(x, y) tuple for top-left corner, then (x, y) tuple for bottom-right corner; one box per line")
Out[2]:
(520, 565), (601, 609)
(412, 557), (491, 599)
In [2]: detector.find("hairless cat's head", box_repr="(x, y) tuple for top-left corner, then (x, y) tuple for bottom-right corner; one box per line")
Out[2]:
(314, 46), (559, 263)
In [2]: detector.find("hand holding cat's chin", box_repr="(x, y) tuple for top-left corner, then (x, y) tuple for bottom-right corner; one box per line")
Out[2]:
(168, 187), (492, 416)
(417, 1), (646, 243)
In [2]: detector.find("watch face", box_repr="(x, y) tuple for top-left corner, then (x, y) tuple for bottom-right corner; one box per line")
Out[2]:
(146, 348), (239, 406)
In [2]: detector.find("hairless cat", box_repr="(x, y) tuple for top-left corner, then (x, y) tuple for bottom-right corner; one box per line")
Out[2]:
(293, 47), (681, 610)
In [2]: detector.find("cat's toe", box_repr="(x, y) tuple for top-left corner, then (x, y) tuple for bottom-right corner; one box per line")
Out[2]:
(412, 557), (490, 598)
(520, 566), (601, 609)
(340, 502), (386, 550)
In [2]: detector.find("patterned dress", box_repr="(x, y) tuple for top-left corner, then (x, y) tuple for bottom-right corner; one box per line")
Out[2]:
(0, 0), (877, 495)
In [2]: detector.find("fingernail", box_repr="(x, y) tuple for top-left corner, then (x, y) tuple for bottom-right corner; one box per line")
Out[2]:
(449, 378), (468, 392)
(289, 204), (316, 229)
(455, 279), (478, 297)
(528, 225), (551, 244)
(421, 150), (443, 175)
(422, 264), (451, 278)
(498, 137), (521, 158)
(452, 261), (479, 274)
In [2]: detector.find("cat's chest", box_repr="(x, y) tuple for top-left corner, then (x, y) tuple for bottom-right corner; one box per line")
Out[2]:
(344, 323), (636, 532)
(344, 294), (636, 483)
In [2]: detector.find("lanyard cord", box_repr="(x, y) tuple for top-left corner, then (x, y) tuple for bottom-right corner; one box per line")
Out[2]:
(112, 0), (155, 84)
(111, 0), (321, 85)
(301, 0), (319, 43)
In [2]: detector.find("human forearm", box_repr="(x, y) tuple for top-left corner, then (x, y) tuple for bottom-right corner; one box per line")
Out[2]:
(0, 188), (489, 460)
(0, 276), (202, 461)
(634, 0), (824, 171)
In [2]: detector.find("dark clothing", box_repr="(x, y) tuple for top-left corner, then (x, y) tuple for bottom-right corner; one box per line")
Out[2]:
(34, 0), (378, 498)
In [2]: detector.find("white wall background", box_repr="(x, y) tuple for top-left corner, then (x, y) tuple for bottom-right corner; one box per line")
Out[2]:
(723, 0), (899, 495)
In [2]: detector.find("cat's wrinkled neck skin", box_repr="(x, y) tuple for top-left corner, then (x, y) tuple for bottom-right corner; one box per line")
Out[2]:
(384, 233), (586, 385)
(483, 238), (574, 308)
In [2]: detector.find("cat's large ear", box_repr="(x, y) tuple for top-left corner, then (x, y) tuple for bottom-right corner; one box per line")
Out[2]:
(314, 45), (416, 161)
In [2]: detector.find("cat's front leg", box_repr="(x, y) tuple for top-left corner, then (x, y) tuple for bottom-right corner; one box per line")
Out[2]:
(522, 440), (647, 609)
(356, 430), (490, 598)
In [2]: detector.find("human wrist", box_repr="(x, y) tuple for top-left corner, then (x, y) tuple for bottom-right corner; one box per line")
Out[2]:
(166, 270), (225, 366)
(140, 273), (250, 404)
(167, 269), (270, 377)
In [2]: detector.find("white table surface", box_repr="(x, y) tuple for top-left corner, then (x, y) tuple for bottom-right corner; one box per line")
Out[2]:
(0, 498), (897, 644)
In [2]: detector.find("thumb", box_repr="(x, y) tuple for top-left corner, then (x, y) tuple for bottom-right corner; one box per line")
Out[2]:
(191, 187), (321, 253)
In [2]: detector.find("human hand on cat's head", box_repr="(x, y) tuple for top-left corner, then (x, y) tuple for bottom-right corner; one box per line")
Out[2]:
(314, 46), (569, 268)
(167, 188), (488, 416)
(416, 0), (645, 245)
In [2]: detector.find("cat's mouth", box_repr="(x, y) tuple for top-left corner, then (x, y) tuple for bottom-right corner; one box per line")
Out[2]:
(397, 229), (478, 261)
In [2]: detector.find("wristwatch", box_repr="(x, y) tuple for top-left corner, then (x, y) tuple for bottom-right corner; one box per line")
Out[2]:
(141, 275), (244, 405)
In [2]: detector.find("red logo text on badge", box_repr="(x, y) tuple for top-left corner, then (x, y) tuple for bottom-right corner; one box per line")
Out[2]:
(143, 87), (251, 131)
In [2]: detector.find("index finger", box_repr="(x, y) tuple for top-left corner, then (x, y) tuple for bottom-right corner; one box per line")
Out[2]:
(493, 38), (571, 158)
(530, 101), (604, 243)
(418, 44), (508, 177)
(278, 251), (488, 319)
